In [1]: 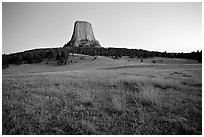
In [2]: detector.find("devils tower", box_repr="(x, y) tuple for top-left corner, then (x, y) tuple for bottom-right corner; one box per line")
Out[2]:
(64, 21), (101, 47)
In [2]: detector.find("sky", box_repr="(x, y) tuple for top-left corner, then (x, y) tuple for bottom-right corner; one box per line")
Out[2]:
(2, 2), (202, 54)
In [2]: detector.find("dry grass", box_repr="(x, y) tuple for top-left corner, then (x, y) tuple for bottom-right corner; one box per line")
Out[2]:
(2, 58), (202, 135)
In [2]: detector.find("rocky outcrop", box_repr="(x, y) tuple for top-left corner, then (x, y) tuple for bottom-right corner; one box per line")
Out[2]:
(64, 21), (101, 47)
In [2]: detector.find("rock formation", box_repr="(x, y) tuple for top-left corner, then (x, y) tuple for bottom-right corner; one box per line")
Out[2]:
(64, 21), (101, 48)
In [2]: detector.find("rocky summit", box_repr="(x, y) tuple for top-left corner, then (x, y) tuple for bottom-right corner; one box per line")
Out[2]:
(64, 21), (101, 48)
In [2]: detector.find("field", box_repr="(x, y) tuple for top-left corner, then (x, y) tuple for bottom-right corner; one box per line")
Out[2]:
(2, 55), (202, 135)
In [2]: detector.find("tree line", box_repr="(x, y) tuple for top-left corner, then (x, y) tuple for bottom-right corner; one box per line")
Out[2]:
(2, 48), (69, 69)
(2, 46), (202, 69)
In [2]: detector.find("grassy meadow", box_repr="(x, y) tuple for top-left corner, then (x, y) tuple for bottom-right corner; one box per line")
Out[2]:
(2, 56), (202, 134)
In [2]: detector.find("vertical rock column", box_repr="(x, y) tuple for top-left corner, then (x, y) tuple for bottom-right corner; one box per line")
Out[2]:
(65, 21), (100, 47)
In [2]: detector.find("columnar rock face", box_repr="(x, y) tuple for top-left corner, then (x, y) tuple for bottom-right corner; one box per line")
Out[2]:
(71, 21), (95, 42)
(65, 21), (101, 47)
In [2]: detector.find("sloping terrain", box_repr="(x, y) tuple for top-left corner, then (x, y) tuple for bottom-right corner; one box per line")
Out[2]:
(2, 56), (202, 135)
(3, 54), (130, 75)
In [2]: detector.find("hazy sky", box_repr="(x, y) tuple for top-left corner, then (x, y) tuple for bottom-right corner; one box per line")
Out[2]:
(2, 2), (202, 54)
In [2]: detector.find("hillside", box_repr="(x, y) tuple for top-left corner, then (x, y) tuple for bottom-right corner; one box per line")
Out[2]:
(2, 46), (202, 70)
(3, 53), (199, 75)
(2, 55), (202, 135)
